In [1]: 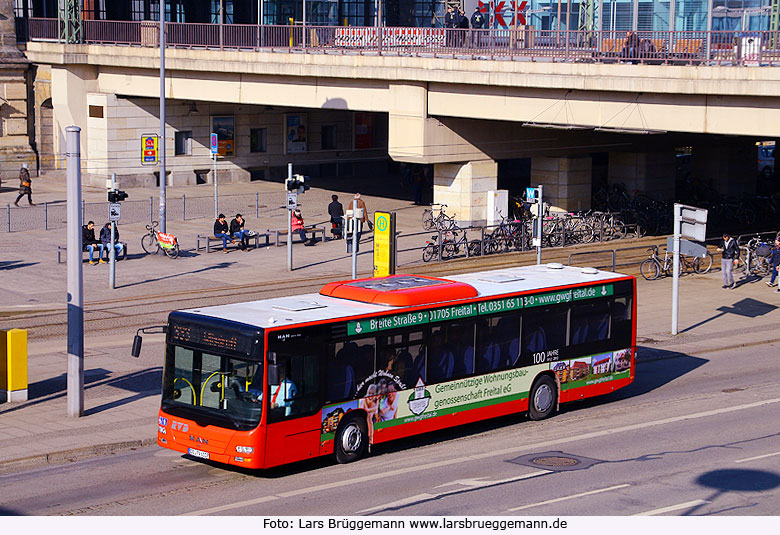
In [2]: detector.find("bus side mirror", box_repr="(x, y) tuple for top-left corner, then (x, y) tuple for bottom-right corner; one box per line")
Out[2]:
(131, 334), (142, 358)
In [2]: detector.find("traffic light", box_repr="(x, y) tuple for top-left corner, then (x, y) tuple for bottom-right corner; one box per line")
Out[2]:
(285, 175), (310, 194)
(108, 189), (128, 203)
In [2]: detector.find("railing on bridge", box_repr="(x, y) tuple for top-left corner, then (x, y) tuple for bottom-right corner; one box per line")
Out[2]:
(19, 18), (780, 67)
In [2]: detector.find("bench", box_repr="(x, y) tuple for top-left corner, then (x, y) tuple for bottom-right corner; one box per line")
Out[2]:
(674, 38), (703, 55)
(58, 243), (128, 264)
(196, 232), (270, 253)
(272, 226), (326, 246)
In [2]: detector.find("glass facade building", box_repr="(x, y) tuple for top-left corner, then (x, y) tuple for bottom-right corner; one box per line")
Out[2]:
(13, 0), (779, 31)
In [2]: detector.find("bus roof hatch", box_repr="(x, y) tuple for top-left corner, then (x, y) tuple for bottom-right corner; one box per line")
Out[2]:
(320, 274), (479, 307)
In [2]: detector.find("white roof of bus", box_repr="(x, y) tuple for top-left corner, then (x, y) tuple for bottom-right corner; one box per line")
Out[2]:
(181, 264), (627, 329)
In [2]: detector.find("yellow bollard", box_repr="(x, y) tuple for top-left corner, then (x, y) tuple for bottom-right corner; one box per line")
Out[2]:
(1, 329), (28, 403)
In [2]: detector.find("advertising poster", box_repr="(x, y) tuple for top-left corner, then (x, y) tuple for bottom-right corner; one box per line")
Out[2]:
(211, 116), (235, 156)
(140, 134), (158, 165)
(354, 112), (375, 150)
(285, 114), (307, 154)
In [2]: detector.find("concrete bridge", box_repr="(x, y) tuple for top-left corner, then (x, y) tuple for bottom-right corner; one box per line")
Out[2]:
(24, 39), (780, 221)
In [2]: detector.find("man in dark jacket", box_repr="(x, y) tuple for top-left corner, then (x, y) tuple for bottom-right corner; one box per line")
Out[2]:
(213, 213), (233, 253)
(444, 6), (455, 28)
(767, 236), (780, 289)
(328, 195), (344, 239)
(716, 233), (740, 289)
(82, 220), (103, 265)
(230, 213), (250, 251)
(100, 222), (123, 261)
(470, 7), (484, 47)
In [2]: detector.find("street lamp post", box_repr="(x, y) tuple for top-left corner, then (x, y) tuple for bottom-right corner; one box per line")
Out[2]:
(159, 0), (167, 233)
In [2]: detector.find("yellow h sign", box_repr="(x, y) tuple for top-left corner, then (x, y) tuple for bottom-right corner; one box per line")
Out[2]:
(1, 329), (28, 403)
(373, 212), (395, 277)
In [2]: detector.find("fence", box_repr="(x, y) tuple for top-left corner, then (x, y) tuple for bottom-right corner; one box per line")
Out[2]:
(18, 18), (780, 67)
(2, 192), (286, 233)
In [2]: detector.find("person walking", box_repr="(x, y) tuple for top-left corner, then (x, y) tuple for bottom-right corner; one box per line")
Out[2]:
(767, 235), (780, 289)
(716, 232), (740, 289)
(14, 163), (34, 206)
(213, 213), (233, 253)
(354, 193), (372, 231)
(328, 194), (344, 240)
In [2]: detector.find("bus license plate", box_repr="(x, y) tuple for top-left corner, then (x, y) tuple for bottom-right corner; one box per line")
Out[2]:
(188, 448), (209, 460)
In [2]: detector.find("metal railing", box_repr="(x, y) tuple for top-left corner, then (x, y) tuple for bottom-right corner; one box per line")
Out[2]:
(18, 18), (780, 67)
(2, 192), (285, 233)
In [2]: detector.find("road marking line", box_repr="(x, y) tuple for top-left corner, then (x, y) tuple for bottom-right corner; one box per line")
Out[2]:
(508, 484), (630, 512)
(634, 499), (709, 516)
(357, 470), (551, 514)
(735, 451), (780, 464)
(180, 396), (780, 516)
(183, 495), (279, 516)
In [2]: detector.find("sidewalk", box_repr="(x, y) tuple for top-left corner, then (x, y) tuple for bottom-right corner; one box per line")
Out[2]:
(2, 176), (779, 471)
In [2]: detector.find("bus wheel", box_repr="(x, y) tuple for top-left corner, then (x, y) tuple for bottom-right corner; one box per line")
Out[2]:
(528, 375), (557, 421)
(334, 415), (368, 464)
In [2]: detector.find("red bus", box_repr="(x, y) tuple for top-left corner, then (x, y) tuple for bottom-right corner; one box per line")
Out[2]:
(148, 264), (636, 468)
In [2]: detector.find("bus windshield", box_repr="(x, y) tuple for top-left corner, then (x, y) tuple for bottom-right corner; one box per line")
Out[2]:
(162, 345), (263, 430)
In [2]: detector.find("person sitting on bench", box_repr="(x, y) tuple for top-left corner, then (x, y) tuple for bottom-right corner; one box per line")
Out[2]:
(291, 208), (316, 246)
(230, 213), (251, 251)
(100, 222), (123, 261)
(213, 213), (233, 253)
(82, 220), (104, 265)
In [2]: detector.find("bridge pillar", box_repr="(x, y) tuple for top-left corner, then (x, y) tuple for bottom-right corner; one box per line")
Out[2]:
(433, 160), (497, 226)
(692, 140), (756, 196)
(530, 155), (592, 212)
(607, 151), (676, 202)
(51, 65), (97, 169)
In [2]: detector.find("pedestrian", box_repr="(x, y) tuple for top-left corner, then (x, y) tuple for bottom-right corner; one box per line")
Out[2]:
(291, 208), (315, 246)
(353, 193), (372, 232)
(444, 6), (455, 28)
(213, 213), (233, 253)
(621, 31), (640, 61)
(767, 235), (780, 289)
(14, 163), (34, 206)
(328, 194), (344, 240)
(413, 168), (425, 205)
(100, 222), (123, 261)
(82, 220), (104, 265)
(230, 213), (250, 251)
(716, 232), (740, 289)
(470, 7), (485, 47)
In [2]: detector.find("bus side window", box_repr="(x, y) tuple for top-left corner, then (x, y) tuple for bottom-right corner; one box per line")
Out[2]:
(327, 342), (357, 403)
(476, 318), (501, 374)
(428, 327), (454, 384)
(269, 353), (320, 420)
(570, 301), (610, 345)
(610, 297), (633, 347)
(521, 306), (567, 361)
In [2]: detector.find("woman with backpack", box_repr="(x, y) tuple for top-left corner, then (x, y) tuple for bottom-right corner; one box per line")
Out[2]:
(14, 164), (34, 206)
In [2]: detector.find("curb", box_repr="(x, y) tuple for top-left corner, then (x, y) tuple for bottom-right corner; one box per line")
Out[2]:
(0, 437), (157, 473)
(639, 337), (780, 362)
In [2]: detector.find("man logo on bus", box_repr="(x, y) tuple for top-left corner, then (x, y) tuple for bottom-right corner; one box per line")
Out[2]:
(407, 378), (431, 415)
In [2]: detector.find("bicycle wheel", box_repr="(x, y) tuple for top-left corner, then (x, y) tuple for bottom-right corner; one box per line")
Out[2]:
(141, 233), (159, 255)
(442, 241), (457, 260)
(468, 240), (482, 257)
(422, 244), (436, 263)
(752, 256), (771, 276)
(164, 243), (180, 259)
(421, 210), (434, 231)
(610, 219), (626, 240)
(640, 258), (661, 280)
(694, 253), (713, 274)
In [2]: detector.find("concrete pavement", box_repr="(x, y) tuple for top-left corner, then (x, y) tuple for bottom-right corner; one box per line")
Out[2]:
(2, 173), (779, 472)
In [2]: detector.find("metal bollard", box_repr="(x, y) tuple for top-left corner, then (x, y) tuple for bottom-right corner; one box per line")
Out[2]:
(438, 228), (443, 262)
(6, 204), (10, 233)
(81, 199), (85, 223)
(256, 192), (259, 219)
(44, 202), (48, 230)
(149, 196), (153, 222)
(182, 194), (186, 221)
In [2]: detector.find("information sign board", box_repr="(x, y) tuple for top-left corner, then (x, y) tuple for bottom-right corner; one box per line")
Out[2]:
(140, 134), (158, 166)
(373, 212), (392, 277)
(286, 192), (298, 210)
(210, 133), (218, 155)
(109, 203), (121, 222)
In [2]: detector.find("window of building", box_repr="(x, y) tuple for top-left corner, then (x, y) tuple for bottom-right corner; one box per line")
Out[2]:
(88, 105), (104, 119)
(250, 128), (267, 153)
(321, 125), (337, 150)
(174, 131), (192, 156)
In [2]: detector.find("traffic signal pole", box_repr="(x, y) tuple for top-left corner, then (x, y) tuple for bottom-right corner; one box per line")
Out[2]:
(66, 126), (84, 418)
(159, 2), (167, 233)
(109, 173), (116, 290)
(287, 163), (293, 272)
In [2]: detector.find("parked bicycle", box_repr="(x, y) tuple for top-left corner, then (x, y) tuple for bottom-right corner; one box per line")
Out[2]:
(640, 245), (713, 280)
(141, 220), (180, 258)
(421, 203), (455, 231)
(741, 236), (773, 276)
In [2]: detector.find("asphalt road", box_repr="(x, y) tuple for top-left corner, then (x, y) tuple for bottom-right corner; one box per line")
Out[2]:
(1, 339), (778, 517)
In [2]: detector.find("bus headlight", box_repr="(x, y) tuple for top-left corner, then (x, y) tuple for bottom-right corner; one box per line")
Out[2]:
(235, 446), (254, 454)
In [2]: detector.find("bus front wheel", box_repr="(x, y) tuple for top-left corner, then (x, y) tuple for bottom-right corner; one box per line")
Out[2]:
(528, 375), (557, 421)
(334, 414), (368, 463)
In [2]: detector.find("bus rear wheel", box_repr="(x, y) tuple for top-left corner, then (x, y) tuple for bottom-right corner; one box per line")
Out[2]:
(528, 375), (557, 421)
(334, 414), (368, 464)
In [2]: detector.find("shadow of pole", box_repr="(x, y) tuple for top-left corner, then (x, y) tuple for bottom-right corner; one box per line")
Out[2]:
(680, 298), (778, 334)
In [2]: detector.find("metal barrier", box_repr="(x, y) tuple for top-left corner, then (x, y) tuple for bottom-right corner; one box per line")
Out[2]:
(18, 19), (780, 67)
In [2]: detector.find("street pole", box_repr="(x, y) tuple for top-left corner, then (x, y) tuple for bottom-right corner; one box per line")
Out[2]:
(287, 162), (293, 272)
(109, 173), (116, 290)
(159, 0), (167, 233)
(537, 185), (543, 265)
(671, 205), (681, 335)
(66, 125), (84, 418)
(352, 200), (359, 279)
(213, 153), (218, 219)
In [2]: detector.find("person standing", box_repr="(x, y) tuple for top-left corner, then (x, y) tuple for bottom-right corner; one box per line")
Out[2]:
(354, 193), (372, 231)
(230, 213), (250, 251)
(470, 7), (485, 47)
(444, 6), (455, 28)
(328, 194), (344, 240)
(14, 163), (34, 206)
(716, 233), (740, 289)
(213, 213), (233, 253)
(767, 236), (780, 289)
